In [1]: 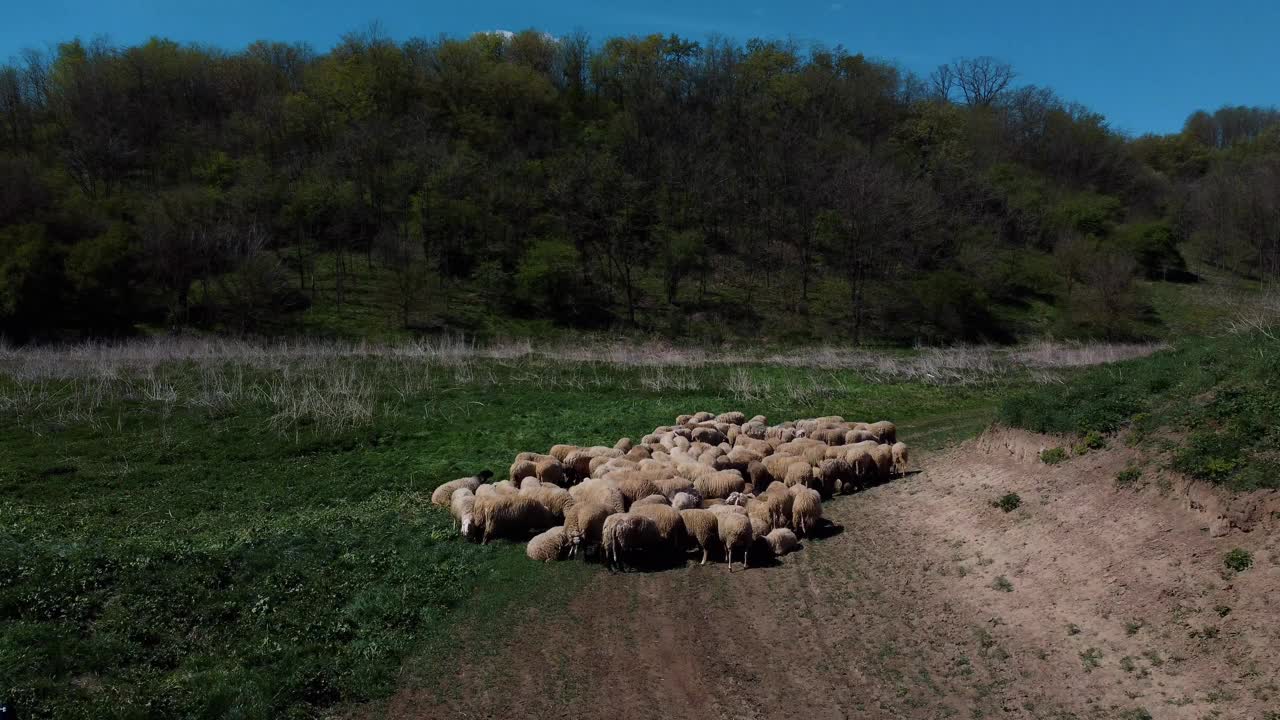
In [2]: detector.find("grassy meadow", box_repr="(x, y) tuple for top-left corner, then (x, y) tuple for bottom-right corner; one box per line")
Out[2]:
(0, 336), (1183, 717)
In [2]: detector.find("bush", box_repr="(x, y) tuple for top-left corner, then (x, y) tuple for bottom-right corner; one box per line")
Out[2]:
(1040, 447), (1068, 465)
(1223, 548), (1253, 573)
(1115, 466), (1141, 487)
(992, 493), (1022, 512)
(991, 575), (1014, 592)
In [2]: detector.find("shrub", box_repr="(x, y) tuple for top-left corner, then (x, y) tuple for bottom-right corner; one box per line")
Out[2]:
(992, 493), (1022, 512)
(1115, 466), (1141, 487)
(1223, 548), (1253, 573)
(991, 575), (1014, 592)
(1079, 647), (1102, 671)
(1040, 447), (1068, 465)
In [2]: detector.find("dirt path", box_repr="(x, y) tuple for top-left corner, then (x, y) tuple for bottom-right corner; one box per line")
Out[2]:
(375, 431), (1280, 720)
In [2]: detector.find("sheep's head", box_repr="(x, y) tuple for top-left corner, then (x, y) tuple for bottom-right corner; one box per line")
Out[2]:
(460, 512), (476, 538)
(477, 469), (495, 481)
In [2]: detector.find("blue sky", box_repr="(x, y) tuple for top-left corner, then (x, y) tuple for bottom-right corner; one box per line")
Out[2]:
(4, 0), (1277, 135)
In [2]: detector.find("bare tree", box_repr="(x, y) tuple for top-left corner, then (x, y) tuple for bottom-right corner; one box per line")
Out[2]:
(951, 56), (1015, 107)
(928, 63), (955, 102)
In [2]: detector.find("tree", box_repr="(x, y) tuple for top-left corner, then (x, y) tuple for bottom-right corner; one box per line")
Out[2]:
(950, 56), (1015, 107)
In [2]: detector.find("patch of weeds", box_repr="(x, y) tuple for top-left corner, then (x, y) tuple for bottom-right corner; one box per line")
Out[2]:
(1067, 623), (1082, 636)
(991, 493), (1022, 512)
(1117, 710), (1152, 720)
(1040, 447), (1068, 465)
(991, 575), (1014, 592)
(1214, 605), (1232, 617)
(1223, 548), (1253, 572)
(1165, 697), (1193, 707)
(1115, 465), (1142, 487)
(1205, 688), (1238, 703)
(1189, 625), (1220, 640)
(1073, 431), (1106, 454)
(1120, 656), (1137, 673)
(1124, 619), (1144, 636)
(1079, 647), (1103, 672)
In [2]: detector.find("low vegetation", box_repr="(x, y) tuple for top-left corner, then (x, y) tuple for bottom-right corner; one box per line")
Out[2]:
(992, 493), (1022, 512)
(1224, 548), (1254, 572)
(0, 339), (1030, 718)
(1003, 328), (1280, 491)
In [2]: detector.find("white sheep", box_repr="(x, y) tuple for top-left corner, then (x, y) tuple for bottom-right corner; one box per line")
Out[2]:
(764, 527), (798, 556)
(718, 512), (753, 572)
(526, 526), (568, 562)
(602, 513), (662, 571)
(431, 470), (491, 506)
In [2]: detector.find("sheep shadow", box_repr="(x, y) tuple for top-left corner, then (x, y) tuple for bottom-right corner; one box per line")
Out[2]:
(805, 519), (844, 540)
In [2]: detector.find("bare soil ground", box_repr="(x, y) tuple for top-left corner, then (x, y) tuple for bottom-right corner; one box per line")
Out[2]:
(372, 430), (1280, 720)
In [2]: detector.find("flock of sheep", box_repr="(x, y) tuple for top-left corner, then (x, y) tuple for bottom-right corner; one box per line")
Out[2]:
(430, 412), (908, 571)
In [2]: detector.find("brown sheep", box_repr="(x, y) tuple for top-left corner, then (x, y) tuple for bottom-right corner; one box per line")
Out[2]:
(716, 411), (746, 425)
(564, 501), (610, 558)
(870, 444), (893, 479)
(891, 442), (910, 476)
(718, 513), (754, 572)
(431, 470), (492, 506)
(869, 420), (897, 445)
(630, 503), (686, 553)
(602, 513), (662, 571)
(680, 509), (719, 564)
(791, 487), (822, 536)
(569, 480), (626, 515)
(632, 494), (670, 508)
(470, 494), (555, 544)
(693, 470), (747, 499)
(509, 459), (537, 483)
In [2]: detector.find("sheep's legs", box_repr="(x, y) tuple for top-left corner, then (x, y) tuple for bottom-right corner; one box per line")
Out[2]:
(727, 548), (734, 573)
(743, 547), (749, 570)
(700, 547), (707, 565)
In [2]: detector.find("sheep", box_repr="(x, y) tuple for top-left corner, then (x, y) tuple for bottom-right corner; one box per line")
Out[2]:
(791, 487), (822, 536)
(526, 526), (568, 563)
(468, 494), (555, 544)
(845, 429), (875, 444)
(632, 494), (670, 507)
(562, 450), (595, 482)
(602, 513), (662, 571)
(845, 447), (875, 491)
(713, 411), (743, 424)
(816, 458), (851, 497)
(630, 503), (686, 553)
(514, 451), (552, 463)
(431, 470), (492, 506)
(614, 437), (633, 453)
(748, 512), (771, 541)
(549, 444), (579, 462)
(708, 503), (748, 517)
(870, 444), (893, 479)
(509, 459), (537, 483)
(680, 509), (719, 565)
(519, 477), (542, 492)
(869, 420), (897, 445)
(746, 460), (774, 491)
(891, 442), (910, 476)
(569, 479), (627, 515)
(764, 528), (799, 556)
(535, 456), (566, 486)
(625, 446), (651, 462)
(757, 489), (793, 530)
(525, 485), (575, 520)
(654, 477), (695, 500)
(717, 513), (753, 572)
(691, 411), (714, 423)
(450, 487), (475, 531)
(493, 480), (519, 495)
(671, 491), (702, 511)
(693, 469), (746, 499)
(783, 461), (813, 489)
(691, 427), (726, 445)
(563, 502), (609, 558)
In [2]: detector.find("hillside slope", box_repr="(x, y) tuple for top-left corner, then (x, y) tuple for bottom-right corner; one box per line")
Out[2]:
(367, 429), (1280, 720)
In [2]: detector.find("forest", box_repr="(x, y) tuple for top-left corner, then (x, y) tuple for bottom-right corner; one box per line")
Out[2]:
(1, 28), (1278, 344)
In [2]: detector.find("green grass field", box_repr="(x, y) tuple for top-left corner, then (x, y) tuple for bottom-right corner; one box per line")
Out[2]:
(0, 332), (1260, 718)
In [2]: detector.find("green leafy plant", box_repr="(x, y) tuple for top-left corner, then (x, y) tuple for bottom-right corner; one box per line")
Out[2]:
(1224, 548), (1254, 572)
(991, 576), (1014, 592)
(1115, 465), (1141, 487)
(992, 493), (1022, 512)
(1040, 447), (1068, 465)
